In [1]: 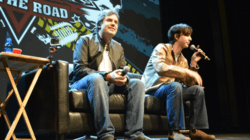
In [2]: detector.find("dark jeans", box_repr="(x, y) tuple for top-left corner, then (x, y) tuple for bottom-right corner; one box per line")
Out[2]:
(71, 73), (145, 140)
(147, 82), (209, 130)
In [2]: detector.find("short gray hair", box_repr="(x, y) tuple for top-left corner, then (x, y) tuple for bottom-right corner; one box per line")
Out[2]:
(96, 9), (120, 31)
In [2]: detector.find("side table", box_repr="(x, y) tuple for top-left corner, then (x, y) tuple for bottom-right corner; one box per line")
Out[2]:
(0, 52), (49, 140)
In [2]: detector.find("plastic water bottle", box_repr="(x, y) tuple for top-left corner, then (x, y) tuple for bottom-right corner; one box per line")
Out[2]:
(4, 38), (13, 53)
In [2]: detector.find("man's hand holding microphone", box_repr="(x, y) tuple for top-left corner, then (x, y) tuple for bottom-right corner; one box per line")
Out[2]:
(105, 66), (130, 86)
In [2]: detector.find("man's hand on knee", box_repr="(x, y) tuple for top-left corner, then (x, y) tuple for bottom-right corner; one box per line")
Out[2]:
(185, 69), (203, 86)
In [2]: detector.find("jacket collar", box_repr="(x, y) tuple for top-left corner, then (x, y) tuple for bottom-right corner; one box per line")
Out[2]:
(170, 44), (184, 63)
(94, 32), (113, 52)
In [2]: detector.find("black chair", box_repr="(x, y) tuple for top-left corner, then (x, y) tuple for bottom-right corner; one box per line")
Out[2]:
(6, 60), (190, 140)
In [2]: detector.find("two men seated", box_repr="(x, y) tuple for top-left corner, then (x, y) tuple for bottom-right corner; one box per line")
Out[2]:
(69, 9), (215, 140)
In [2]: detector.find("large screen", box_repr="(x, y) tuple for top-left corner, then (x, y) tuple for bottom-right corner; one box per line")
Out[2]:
(0, 0), (162, 74)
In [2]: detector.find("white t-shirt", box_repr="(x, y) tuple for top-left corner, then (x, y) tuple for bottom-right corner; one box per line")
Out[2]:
(98, 44), (112, 72)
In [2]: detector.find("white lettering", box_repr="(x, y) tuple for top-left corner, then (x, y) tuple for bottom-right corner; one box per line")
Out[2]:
(32, 2), (69, 19)
(60, 8), (68, 19)
(33, 1), (42, 14)
(43, 5), (51, 16)
(7, 0), (17, 7)
(52, 7), (60, 18)
(19, 0), (28, 10)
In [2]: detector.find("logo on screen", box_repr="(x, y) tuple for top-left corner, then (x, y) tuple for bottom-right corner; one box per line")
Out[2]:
(0, 0), (122, 49)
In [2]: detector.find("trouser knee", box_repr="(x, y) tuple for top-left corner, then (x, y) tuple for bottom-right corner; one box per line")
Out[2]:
(193, 85), (205, 97)
(169, 82), (183, 96)
(128, 79), (145, 97)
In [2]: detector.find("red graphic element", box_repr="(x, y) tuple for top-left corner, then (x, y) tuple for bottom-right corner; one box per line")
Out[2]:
(0, 0), (87, 33)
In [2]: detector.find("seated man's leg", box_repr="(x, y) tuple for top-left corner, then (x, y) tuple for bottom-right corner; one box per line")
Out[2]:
(182, 85), (209, 130)
(147, 82), (190, 140)
(71, 73), (115, 140)
(148, 82), (186, 130)
(182, 85), (215, 139)
(114, 79), (145, 139)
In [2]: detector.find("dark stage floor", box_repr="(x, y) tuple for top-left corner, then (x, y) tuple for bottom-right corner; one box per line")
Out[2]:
(66, 134), (250, 140)
(3, 133), (250, 140)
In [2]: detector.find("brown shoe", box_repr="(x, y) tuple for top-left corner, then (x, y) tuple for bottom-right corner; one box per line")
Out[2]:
(189, 129), (215, 140)
(169, 131), (191, 140)
(101, 136), (114, 140)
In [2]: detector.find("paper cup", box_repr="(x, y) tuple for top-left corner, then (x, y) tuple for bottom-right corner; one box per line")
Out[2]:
(13, 48), (22, 54)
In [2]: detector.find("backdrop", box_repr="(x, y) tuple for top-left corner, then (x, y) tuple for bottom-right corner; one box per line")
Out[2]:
(0, 0), (162, 73)
(0, 0), (162, 100)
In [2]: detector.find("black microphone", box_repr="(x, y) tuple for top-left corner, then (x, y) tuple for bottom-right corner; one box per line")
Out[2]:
(121, 66), (130, 76)
(190, 45), (210, 61)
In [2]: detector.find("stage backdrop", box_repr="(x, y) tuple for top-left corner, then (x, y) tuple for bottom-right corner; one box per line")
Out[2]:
(0, 0), (162, 73)
(0, 0), (162, 99)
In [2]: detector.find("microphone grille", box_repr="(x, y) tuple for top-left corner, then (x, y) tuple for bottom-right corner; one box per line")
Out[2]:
(123, 66), (130, 73)
(190, 45), (196, 51)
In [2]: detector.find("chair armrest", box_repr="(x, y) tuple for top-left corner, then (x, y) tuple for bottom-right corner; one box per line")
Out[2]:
(55, 60), (70, 134)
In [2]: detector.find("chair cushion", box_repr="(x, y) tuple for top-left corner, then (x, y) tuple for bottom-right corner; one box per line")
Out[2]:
(69, 89), (190, 115)
(69, 89), (90, 112)
(144, 94), (166, 115)
(69, 90), (127, 113)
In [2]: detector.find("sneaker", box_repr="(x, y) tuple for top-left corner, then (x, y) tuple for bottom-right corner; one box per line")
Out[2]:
(169, 131), (191, 140)
(189, 129), (215, 140)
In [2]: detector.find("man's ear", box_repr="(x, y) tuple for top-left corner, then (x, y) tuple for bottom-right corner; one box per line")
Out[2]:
(97, 21), (102, 28)
(174, 33), (179, 40)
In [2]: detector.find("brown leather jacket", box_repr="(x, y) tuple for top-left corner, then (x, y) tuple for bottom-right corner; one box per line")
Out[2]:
(141, 43), (198, 92)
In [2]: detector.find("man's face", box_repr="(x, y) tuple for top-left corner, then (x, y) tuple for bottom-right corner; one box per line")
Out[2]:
(175, 33), (192, 49)
(100, 14), (119, 37)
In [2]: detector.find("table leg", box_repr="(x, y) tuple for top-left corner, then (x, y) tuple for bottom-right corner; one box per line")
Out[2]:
(2, 58), (42, 140)
(0, 71), (22, 140)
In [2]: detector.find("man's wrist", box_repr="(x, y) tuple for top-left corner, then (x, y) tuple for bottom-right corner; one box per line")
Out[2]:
(104, 73), (110, 81)
(190, 62), (199, 69)
(190, 61), (197, 67)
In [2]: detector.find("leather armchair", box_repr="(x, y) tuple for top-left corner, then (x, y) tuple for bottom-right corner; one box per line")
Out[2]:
(6, 60), (190, 140)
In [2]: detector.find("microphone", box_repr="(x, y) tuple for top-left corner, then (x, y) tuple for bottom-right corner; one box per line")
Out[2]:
(190, 45), (210, 61)
(121, 66), (130, 76)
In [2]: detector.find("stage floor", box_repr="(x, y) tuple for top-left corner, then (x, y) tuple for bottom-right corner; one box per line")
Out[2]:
(67, 133), (250, 140)
(2, 133), (249, 140)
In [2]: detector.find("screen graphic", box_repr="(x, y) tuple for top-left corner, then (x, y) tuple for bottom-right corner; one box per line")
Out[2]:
(0, 0), (162, 74)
